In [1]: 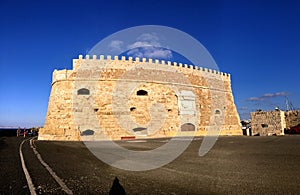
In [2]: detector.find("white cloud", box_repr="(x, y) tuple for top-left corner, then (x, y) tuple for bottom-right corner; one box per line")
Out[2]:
(127, 33), (161, 49)
(143, 48), (172, 59)
(127, 47), (172, 59)
(107, 34), (172, 59)
(137, 33), (160, 42)
(127, 41), (155, 50)
(127, 48), (144, 58)
(126, 33), (172, 59)
(247, 91), (288, 102)
(266, 92), (288, 97)
(247, 97), (263, 101)
(108, 40), (124, 52)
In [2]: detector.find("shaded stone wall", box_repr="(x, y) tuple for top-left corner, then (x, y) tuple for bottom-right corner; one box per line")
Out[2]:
(285, 110), (300, 129)
(250, 110), (286, 136)
(39, 55), (242, 140)
(251, 110), (300, 136)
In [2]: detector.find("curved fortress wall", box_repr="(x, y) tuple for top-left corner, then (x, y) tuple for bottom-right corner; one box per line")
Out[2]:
(39, 55), (242, 141)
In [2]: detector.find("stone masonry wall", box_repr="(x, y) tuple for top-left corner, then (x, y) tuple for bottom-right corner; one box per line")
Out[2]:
(285, 110), (300, 129)
(39, 55), (242, 140)
(250, 110), (286, 136)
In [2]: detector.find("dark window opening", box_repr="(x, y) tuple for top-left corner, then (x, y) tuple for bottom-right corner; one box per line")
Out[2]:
(77, 88), (90, 95)
(130, 107), (136, 111)
(137, 90), (148, 96)
(80, 129), (94, 136)
(261, 124), (268, 128)
(168, 109), (172, 112)
(94, 108), (99, 112)
(215, 110), (221, 114)
(132, 127), (147, 132)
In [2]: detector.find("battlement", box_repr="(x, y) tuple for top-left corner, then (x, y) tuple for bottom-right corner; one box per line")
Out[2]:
(53, 54), (232, 85)
(74, 54), (231, 77)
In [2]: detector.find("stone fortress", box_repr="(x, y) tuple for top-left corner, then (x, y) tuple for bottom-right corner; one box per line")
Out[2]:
(39, 55), (242, 141)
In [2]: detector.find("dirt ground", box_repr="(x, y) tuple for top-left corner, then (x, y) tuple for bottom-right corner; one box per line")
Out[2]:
(1, 135), (300, 194)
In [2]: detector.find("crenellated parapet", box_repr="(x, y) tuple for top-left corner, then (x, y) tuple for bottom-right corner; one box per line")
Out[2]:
(53, 54), (231, 86)
(72, 54), (231, 77)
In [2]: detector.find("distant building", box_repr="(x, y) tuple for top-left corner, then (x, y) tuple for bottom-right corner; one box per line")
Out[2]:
(250, 109), (300, 136)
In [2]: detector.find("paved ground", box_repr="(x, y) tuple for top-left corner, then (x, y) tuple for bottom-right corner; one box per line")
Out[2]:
(1, 135), (300, 194)
(0, 136), (30, 194)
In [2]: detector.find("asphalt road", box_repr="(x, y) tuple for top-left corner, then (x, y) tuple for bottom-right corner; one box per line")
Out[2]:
(0, 136), (30, 194)
(1, 135), (300, 194)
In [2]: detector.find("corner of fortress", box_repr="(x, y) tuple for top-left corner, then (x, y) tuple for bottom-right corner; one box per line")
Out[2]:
(39, 55), (242, 141)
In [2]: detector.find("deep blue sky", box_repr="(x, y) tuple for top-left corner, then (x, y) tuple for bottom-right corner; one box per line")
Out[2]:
(0, 0), (299, 127)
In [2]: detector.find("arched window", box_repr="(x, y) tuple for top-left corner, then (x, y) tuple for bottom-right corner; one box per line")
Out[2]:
(215, 109), (221, 114)
(181, 123), (195, 132)
(77, 88), (90, 95)
(137, 90), (148, 96)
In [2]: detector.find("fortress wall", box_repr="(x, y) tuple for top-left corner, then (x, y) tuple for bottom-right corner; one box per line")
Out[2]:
(285, 110), (300, 129)
(39, 79), (79, 140)
(91, 81), (182, 139)
(250, 110), (286, 136)
(250, 110), (300, 136)
(39, 55), (241, 140)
